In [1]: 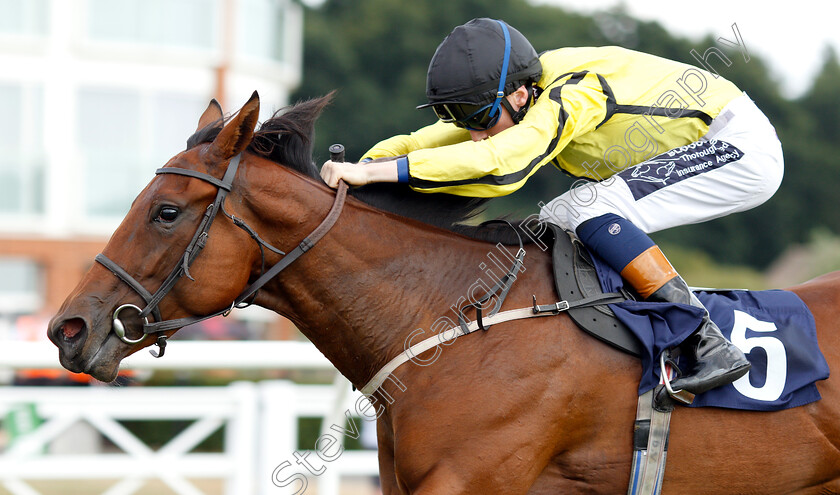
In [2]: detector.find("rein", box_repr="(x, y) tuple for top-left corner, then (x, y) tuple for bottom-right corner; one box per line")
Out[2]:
(95, 153), (348, 357)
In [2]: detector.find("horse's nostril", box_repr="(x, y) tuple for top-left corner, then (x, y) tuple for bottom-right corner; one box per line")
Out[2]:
(61, 318), (85, 340)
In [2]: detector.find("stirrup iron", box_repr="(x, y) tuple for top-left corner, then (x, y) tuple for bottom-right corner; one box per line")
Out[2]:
(659, 351), (695, 405)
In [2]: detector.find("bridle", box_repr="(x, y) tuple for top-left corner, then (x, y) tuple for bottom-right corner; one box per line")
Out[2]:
(95, 152), (348, 357)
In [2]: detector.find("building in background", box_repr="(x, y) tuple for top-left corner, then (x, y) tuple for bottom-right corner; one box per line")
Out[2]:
(0, 0), (303, 354)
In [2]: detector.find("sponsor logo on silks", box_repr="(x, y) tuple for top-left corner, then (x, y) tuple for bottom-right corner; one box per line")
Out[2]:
(608, 223), (622, 235)
(618, 139), (744, 200)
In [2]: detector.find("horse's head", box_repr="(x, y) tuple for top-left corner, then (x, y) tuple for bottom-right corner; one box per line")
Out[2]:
(48, 93), (266, 381)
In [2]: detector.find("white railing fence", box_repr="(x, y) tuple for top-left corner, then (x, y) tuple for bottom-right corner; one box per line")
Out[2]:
(0, 342), (380, 495)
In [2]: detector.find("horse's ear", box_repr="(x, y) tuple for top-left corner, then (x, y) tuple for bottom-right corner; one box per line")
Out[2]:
(210, 91), (260, 159)
(196, 98), (223, 133)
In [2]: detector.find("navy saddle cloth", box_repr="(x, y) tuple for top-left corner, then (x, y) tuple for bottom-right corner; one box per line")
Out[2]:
(554, 228), (830, 411)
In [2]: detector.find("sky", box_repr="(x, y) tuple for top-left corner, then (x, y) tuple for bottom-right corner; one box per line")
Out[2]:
(533, 0), (838, 98)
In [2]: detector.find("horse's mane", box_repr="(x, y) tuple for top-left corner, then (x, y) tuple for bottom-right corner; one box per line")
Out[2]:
(186, 93), (523, 245)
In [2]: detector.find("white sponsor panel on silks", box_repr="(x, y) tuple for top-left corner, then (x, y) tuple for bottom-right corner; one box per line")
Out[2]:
(540, 93), (784, 234)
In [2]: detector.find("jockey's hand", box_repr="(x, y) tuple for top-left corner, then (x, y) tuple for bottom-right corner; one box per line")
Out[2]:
(321, 160), (366, 187)
(320, 159), (399, 188)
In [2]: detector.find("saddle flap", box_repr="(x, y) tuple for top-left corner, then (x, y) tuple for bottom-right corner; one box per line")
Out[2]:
(549, 224), (643, 357)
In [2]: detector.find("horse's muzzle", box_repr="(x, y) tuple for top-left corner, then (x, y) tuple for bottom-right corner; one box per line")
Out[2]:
(48, 316), (89, 368)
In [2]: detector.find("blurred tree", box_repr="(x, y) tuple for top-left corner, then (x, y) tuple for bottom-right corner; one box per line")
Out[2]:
(800, 47), (840, 142)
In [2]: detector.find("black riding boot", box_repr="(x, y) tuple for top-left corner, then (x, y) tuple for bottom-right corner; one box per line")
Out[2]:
(648, 276), (751, 395)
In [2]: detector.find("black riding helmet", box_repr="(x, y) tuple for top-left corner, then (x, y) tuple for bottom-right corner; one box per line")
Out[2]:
(418, 18), (542, 129)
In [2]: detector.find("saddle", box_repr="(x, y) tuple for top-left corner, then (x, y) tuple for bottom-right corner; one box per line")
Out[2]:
(546, 224), (643, 357)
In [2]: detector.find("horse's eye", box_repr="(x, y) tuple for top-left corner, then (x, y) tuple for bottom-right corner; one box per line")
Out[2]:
(155, 207), (179, 223)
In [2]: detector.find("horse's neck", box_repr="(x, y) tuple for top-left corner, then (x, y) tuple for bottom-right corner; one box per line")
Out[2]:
(249, 176), (492, 386)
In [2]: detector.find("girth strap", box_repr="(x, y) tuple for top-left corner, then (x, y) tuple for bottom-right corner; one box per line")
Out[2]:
(627, 382), (674, 494)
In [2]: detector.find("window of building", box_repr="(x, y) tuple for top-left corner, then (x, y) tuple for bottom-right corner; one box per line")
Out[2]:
(237, 0), (288, 63)
(77, 88), (207, 218)
(0, 84), (45, 216)
(77, 88), (144, 217)
(0, 258), (43, 315)
(0, 0), (48, 36)
(87, 0), (218, 50)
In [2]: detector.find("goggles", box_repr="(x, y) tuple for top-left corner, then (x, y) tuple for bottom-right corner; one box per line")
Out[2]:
(432, 102), (502, 131)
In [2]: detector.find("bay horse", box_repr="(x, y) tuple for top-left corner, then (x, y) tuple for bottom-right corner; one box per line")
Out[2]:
(49, 93), (840, 494)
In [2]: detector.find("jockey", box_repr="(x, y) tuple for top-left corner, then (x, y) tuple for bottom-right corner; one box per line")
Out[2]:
(320, 18), (784, 396)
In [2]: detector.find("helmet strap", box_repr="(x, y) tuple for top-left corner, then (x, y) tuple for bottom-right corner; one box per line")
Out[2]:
(502, 87), (533, 125)
(488, 20), (512, 120)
